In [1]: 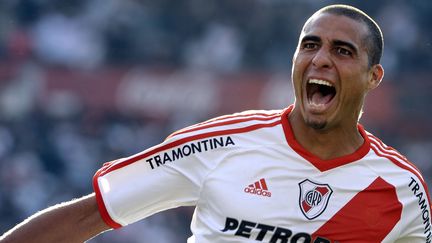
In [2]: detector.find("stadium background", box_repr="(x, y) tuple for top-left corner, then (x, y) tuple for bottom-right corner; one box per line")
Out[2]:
(0, 0), (431, 242)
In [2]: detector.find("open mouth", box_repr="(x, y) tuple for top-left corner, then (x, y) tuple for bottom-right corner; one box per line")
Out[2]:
(306, 79), (336, 109)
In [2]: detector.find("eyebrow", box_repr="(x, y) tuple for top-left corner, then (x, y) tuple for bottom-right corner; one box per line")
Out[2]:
(301, 35), (359, 55)
(301, 35), (321, 44)
(332, 40), (358, 55)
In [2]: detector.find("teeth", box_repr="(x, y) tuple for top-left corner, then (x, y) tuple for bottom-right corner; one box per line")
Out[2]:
(309, 101), (325, 107)
(308, 79), (333, 87)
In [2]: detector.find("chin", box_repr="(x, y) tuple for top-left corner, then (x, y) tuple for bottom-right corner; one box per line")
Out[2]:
(305, 118), (327, 130)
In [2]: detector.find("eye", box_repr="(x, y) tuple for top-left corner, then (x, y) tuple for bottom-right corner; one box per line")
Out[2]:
(336, 47), (352, 56)
(302, 42), (318, 50)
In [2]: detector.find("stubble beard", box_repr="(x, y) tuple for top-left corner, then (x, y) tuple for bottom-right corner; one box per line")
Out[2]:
(305, 118), (327, 130)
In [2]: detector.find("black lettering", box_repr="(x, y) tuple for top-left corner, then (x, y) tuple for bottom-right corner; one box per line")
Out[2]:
(256, 224), (275, 241)
(306, 191), (322, 206)
(425, 221), (431, 234)
(409, 177), (432, 241)
(182, 144), (192, 156)
(423, 209), (430, 222)
(163, 153), (172, 163)
(210, 138), (214, 149)
(417, 192), (424, 202)
(154, 155), (163, 167)
(191, 142), (202, 153)
(270, 227), (292, 243)
(313, 236), (331, 243)
(201, 140), (209, 151)
(221, 217), (239, 232)
(409, 177), (417, 187)
(146, 158), (154, 169)
(213, 137), (224, 148)
(420, 198), (428, 211)
(148, 136), (236, 170)
(291, 233), (311, 243)
(226, 136), (235, 146)
(172, 148), (183, 161)
(235, 220), (256, 238)
(412, 183), (420, 194)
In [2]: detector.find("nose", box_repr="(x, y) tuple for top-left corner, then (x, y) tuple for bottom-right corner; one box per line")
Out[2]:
(312, 48), (333, 69)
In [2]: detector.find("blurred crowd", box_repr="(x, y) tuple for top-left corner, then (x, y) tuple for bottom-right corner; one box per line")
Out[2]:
(0, 0), (431, 242)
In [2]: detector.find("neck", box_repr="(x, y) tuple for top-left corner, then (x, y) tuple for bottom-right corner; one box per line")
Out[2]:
(288, 110), (364, 160)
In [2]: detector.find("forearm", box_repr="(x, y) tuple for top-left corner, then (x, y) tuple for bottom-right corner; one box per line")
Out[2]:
(0, 193), (110, 243)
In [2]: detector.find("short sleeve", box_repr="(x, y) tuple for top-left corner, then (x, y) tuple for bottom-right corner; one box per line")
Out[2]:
(395, 175), (432, 242)
(93, 134), (219, 228)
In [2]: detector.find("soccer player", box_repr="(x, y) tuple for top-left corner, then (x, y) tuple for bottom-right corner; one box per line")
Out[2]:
(1, 4), (431, 243)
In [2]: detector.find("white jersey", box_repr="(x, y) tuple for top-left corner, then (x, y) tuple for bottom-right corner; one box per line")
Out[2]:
(93, 105), (432, 243)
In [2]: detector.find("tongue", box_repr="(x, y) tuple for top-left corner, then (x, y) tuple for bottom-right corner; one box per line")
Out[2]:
(310, 92), (333, 105)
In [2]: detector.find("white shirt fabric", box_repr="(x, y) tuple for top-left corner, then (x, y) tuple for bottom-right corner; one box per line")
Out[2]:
(93, 105), (432, 243)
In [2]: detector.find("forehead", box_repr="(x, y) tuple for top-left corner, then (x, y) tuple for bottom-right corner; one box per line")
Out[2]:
(302, 13), (369, 49)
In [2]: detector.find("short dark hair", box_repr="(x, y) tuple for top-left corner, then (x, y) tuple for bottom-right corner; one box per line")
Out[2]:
(314, 4), (384, 66)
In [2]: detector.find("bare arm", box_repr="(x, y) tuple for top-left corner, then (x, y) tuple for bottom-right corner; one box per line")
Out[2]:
(0, 193), (111, 243)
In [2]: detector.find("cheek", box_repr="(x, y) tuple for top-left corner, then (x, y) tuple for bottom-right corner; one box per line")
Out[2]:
(343, 78), (369, 105)
(343, 67), (370, 89)
(339, 70), (370, 100)
(292, 57), (308, 82)
(291, 63), (302, 89)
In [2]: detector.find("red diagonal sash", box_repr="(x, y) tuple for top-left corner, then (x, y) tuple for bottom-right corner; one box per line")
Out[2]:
(312, 177), (402, 242)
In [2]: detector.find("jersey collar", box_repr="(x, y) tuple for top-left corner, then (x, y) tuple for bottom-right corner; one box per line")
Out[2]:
(281, 104), (371, 172)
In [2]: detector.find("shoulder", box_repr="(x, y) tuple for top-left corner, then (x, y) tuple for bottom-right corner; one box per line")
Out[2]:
(364, 131), (432, 240)
(365, 130), (424, 180)
(364, 130), (430, 206)
(165, 109), (285, 141)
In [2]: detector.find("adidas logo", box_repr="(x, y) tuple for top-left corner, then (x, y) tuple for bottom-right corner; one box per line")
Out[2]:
(244, 178), (272, 197)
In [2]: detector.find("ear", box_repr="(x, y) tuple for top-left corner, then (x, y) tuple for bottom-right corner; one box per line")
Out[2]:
(367, 64), (384, 91)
